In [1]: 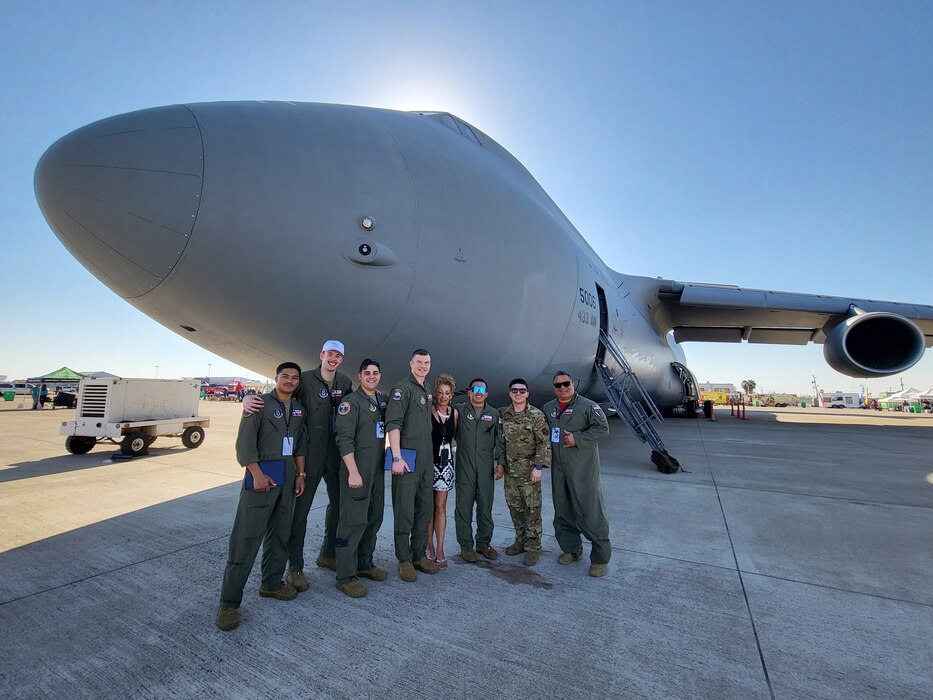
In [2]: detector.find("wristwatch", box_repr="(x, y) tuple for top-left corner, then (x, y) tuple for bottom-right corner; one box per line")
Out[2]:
(392, 455), (401, 463)
(297, 472), (306, 477)
(533, 465), (542, 470)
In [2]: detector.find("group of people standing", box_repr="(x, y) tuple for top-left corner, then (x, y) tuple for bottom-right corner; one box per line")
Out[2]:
(216, 341), (612, 632)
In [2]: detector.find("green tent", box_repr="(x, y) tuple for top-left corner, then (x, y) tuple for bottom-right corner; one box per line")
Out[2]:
(33, 367), (85, 382)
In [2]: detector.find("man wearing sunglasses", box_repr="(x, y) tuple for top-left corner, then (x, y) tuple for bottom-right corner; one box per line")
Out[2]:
(542, 371), (611, 577)
(499, 378), (550, 566)
(455, 378), (505, 563)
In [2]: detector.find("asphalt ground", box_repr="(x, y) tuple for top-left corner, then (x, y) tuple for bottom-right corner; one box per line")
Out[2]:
(1, 399), (931, 699)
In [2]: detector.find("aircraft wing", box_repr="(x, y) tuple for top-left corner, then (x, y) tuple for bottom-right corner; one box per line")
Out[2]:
(655, 280), (933, 347)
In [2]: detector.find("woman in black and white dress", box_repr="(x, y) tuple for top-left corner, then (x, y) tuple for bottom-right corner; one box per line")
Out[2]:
(426, 373), (458, 568)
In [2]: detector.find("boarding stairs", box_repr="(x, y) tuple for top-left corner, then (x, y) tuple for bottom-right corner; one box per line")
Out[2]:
(597, 330), (681, 474)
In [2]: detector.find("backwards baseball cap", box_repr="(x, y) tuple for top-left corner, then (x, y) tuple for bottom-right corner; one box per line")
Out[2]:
(322, 340), (345, 355)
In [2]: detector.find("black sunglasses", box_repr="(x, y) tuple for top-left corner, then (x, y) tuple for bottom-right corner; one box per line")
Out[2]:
(553, 381), (572, 388)
(509, 387), (528, 394)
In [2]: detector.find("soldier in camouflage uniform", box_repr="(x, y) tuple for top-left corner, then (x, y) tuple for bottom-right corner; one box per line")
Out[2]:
(499, 378), (550, 566)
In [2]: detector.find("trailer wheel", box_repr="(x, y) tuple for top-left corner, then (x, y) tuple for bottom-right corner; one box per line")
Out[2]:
(65, 436), (96, 455)
(121, 432), (149, 456)
(182, 426), (205, 448)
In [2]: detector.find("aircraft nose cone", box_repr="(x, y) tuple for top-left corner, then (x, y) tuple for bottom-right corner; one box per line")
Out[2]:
(35, 105), (203, 298)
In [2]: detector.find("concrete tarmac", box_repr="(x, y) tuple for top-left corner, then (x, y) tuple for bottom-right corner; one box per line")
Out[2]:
(1, 401), (931, 699)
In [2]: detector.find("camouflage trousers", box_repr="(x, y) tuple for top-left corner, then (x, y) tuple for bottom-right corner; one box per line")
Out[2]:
(503, 472), (542, 551)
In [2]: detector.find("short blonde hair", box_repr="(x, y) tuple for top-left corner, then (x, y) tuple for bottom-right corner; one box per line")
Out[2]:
(434, 373), (456, 395)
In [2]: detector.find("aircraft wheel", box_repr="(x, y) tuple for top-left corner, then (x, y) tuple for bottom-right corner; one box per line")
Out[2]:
(182, 426), (205, 449)
(121, 432), (149, 456)
(65, 436), (96, 455)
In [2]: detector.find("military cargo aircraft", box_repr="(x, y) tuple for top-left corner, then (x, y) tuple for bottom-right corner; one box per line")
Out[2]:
(34, 102), (933, 467)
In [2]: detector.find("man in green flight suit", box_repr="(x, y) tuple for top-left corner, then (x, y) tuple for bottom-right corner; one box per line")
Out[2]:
(243, 340), (353, 592)
(456, 378), (505, 563)
(385, 349), (439, 582)
(216, 362), (309, 631)
(333, 359), (390, 598)
(499, 377), (551, 566)
(542, 370), (611, 578)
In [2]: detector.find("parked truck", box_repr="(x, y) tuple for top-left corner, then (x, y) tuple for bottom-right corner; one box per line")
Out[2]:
(61, 378), (210, 456)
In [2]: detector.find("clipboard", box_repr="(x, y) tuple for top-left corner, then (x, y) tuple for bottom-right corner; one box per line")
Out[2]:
(384, 448), (417, 472)
(245, 459), (286, 490)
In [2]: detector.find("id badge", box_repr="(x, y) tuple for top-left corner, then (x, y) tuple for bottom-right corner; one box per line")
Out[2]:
(282, 436), (294, 456)
(551, 427), (561, 444)
(376, 421), (385, 439)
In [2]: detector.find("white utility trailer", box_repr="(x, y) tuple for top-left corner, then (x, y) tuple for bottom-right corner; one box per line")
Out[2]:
(61, 378), (210, 456)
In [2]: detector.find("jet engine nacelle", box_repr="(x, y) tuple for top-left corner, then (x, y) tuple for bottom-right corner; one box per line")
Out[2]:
(822, 307), (925, 378)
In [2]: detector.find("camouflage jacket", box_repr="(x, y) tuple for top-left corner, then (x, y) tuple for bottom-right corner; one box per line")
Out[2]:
(499, 403), (551, 477)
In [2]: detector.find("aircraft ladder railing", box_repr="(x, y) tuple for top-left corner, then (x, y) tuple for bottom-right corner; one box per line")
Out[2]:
(597, 330), (681, 473)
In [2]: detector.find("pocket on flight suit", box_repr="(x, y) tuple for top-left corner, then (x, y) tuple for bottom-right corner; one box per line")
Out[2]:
(244, 488), (275, 512)
(343, 490), (370, 527)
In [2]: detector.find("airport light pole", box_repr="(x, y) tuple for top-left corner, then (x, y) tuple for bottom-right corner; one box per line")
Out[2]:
(208, 363), (211, 385)
(155, 365), (159, 379)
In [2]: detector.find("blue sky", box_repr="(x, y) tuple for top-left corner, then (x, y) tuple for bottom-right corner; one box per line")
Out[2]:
(2, 1), (931, 395)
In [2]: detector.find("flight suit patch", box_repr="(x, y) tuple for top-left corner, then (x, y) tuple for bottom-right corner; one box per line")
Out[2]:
(419, 396), (426, 405)
(319, 388), (329, 398)
(331, 389), (343, 397)
(273, 408), (284, 419)
(481, 415), (493, 422)
(337, 401), (351, 415)
(392, 390), (403, 400)
(291, 408), (303, 417)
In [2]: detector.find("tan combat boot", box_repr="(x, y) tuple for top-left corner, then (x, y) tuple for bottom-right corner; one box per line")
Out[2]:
(505, 541), (525, 556)
(476, 545), (499, 561)
(588, 563), (607, 578)
(557, 552), (580, 565)
(398, 561), (417, 583)
(315, 555), (337, 571)
(286, 570), (310, 592)
(523, 550), (540, 566)
(461, 548), (478, 563)
(216, 607), (239, 631)
(258, 582), (298, 600)
(358, 566), (388, 581)
(413, 557), (439, 574)
(336, 579), (368, 598)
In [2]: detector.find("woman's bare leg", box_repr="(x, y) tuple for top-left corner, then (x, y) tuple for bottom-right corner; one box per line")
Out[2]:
(427, 497), (436, 560)
(434, 490), (449, 561)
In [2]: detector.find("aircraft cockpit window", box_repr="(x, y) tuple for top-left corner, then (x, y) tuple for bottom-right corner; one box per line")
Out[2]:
(452, 118), (480, 145)
(418, 112), (481, 146)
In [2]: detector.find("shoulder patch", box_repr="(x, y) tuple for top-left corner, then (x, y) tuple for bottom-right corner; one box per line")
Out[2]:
(319, 388), (329, 398)
(392, 389), (403, 400)
(337, 401), (351, 415)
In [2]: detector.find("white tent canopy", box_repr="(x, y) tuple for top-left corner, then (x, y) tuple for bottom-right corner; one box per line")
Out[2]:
(919, 388), (933, 401)
(879, 387), (923, 403)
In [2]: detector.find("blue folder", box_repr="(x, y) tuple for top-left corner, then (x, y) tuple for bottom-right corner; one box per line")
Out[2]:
(384, 448), (417, 472)
(244, 459), (286, 490)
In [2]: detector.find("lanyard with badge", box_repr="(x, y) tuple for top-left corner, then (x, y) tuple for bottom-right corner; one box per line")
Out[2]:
(364, 392), (386, 439)
(272, 396), (295, 456)
(551, 399), (573, 445)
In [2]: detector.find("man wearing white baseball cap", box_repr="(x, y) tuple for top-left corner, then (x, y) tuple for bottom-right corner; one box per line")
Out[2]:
(243, 339), (352, 592)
